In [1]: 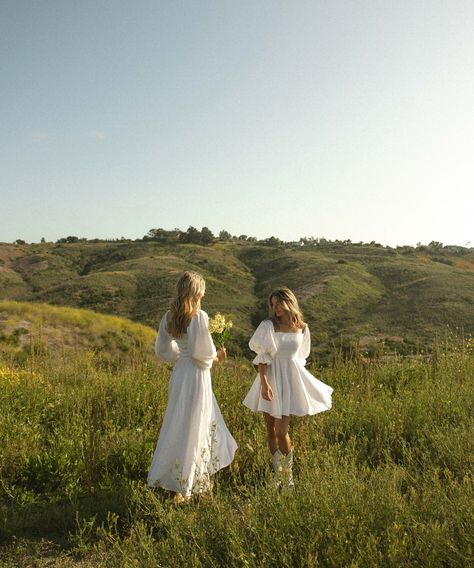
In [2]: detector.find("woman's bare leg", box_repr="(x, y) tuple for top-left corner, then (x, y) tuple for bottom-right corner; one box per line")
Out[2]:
(263, 412), (278, 454)
(274, 416), (294, 487)
(274, 416), (292, 455)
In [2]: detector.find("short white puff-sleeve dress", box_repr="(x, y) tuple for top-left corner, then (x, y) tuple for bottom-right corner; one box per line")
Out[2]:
(147, 310), (237, 497)
(243, 320), (333, 418)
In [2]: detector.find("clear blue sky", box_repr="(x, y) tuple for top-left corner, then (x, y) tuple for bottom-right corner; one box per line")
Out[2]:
(1, 1), (473, 246)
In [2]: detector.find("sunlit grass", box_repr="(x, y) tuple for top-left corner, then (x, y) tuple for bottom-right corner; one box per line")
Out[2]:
(0, 339), (473, 566)
(0, 301), (156, 364)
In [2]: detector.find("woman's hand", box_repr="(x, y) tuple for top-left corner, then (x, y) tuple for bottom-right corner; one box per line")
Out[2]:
(261, 380), (274, 401)
(215, 347), (227, 363)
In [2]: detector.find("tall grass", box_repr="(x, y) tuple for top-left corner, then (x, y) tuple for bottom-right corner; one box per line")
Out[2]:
(0, 339), (473, 566)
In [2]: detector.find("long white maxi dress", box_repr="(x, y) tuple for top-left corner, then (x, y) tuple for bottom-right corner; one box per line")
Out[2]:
(147, 310), (237, 497)
(243, 320), (333, 418)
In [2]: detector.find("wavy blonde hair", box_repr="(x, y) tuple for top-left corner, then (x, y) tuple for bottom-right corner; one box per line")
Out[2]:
(268, 287), (305, 330)
(168, 271), (206, 338)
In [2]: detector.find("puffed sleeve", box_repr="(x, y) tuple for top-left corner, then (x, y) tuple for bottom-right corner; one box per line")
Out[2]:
(188, 310), (217, 370)
(298, 324), (311, 366)
(154, 313), (180, 363)
(249, 320), (277, 365)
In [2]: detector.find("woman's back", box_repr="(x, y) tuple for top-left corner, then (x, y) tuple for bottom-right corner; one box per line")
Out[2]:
(156, 309), (217, 371)
(148, 306), (237, 497)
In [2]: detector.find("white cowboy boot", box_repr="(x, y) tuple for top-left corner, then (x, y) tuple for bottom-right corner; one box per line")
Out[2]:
(270, 449), (284, 488)
(282, 448), (295, 490)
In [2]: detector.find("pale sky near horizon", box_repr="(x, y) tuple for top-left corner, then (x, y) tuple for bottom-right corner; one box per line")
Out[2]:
(1, 1), (473, 247)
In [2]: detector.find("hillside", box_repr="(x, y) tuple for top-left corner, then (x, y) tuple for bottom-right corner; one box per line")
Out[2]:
(1, 240), (473, 358)
(0, 300), (156, 360)
(239, 243), (474, 355)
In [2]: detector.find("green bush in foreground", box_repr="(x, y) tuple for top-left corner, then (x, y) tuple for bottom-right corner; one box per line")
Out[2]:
(0, 341), (473, 567)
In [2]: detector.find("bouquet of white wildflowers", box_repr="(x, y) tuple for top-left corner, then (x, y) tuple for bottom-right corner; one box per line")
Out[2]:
(208, 313), (233, 348)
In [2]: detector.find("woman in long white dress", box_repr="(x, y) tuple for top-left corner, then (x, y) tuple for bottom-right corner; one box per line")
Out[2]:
(243, 287), (333, 488)
(147, 271), (237, 501)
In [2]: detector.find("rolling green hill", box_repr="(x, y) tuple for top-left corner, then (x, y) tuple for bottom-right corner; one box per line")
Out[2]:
(0, 300), (156, 360)
(239, 243), (474, 355)
(1, 240), (473, 358)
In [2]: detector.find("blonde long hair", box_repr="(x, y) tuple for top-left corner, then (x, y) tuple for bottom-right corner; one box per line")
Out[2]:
(268, 287), (305, 330)
(168, 271), (206, 338)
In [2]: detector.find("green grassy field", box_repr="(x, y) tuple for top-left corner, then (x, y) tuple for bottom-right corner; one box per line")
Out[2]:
(1, 327), (472, 566)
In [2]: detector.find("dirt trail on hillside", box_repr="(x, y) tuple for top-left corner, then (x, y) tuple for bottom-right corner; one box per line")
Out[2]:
(294, 281), (327, 301)
(0, 244), (24, 271)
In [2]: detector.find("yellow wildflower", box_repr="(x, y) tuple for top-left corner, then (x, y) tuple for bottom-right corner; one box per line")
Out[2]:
(0, 364), (44, 385)
(0, 365), (21, 385)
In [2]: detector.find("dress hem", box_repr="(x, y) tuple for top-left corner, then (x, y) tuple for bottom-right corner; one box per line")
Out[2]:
(147, 451), (237, 495)
(242, 400), (332, 419)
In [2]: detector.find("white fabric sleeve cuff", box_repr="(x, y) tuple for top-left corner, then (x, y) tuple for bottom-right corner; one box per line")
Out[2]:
(252, 353), (273, 365)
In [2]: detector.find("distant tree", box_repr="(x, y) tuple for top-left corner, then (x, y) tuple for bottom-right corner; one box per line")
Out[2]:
(55, 236), (80, 244)
(14, 239), (26, 245)
(200, 227), (215, 245)
(147, 228), (167, 242)
(40, 237), (46, 243)
(145, 228), (182, 242)
(219, 230), (232, 241)
(180, 226), (201, 244)
(238, 234), (248, 241)
(262, 236), (282, 246)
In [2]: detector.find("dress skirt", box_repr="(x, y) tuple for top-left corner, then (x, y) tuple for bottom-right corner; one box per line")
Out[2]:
(147, 356), (237, 497)
(243, 355), (333, 419)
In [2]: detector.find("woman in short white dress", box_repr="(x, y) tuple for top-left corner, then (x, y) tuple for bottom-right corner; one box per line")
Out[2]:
(243, 287), (333, 488)
(147, 271), (237, 501)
